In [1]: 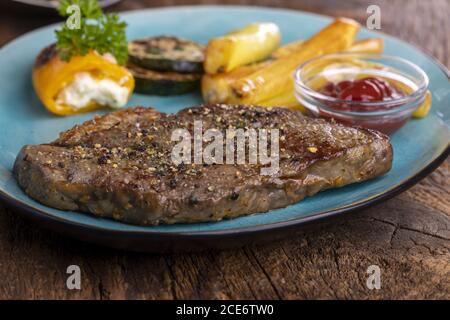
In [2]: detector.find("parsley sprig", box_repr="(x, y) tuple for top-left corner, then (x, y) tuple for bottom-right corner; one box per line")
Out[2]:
(55, 0), (128, 65)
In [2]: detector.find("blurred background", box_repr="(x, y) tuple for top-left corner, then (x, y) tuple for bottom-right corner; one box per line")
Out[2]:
(1, 0), (448, 70)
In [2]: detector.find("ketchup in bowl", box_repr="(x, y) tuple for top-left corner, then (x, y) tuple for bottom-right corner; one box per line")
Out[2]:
(320, 77), (406, 105)
(311, 76), (412, 134)
(294, 54), (429, 135)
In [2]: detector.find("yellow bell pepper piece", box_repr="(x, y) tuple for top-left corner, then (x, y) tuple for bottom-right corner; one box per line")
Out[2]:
(32, 45), (134, 116)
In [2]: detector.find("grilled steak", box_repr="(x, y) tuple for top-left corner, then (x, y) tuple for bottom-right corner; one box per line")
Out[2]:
(14, 104), (393, 225)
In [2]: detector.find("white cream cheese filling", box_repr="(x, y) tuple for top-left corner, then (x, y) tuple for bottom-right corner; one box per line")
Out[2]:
(57, 72), (130, 109)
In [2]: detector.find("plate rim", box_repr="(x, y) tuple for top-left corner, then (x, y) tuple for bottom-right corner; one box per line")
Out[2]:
(1, 142), (448, 239)
(0, 5), (449, 240)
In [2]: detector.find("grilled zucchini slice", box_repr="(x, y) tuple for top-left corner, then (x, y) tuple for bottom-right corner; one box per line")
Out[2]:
(128, 36), (205, 73)
(127, 63), (201, 95)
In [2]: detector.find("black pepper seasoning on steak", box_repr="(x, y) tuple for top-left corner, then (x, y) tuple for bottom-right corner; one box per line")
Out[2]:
(13, 105), (393, 225)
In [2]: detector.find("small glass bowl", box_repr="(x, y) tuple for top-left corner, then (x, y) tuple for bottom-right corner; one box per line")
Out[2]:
(294, 53), (429, 135)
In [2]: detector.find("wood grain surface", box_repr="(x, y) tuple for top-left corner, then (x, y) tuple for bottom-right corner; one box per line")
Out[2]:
(0, 0), (449, 299)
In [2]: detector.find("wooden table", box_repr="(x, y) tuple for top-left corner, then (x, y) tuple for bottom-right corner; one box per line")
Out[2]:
(0, 0), (449, 299)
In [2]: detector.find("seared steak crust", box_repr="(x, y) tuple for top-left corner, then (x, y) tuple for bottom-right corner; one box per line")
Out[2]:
(14, 105), (393, 225)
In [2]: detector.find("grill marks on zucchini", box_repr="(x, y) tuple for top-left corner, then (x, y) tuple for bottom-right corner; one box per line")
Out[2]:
(127, 36), (204, 96)
(127, 63), (201, 96)
(128, 36), (205, 73)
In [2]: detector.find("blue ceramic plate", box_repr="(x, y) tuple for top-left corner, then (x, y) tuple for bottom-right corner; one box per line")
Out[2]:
(0, 6), (449, 251)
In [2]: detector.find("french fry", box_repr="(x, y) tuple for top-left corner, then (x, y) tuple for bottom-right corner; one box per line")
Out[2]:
(272, 38), (383, 59)
(202, 61), (271, 103)
(257, 58), (384, 113)
(271, 40), (304, 59)
(203, 38), (385, 105)
(413, 90), (432, 118)
(202, 75), (231, 104)
(202, 20), (381, 110)
(204, 22), (281, 74)
(228, 18), (360, 104)
(346, 38), (384, 54)
(259, 90), (306, 113)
